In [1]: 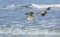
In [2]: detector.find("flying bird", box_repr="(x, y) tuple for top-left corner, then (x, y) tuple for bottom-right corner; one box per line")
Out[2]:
(37, 7), (51, 16)
(25, 12), (35, 20)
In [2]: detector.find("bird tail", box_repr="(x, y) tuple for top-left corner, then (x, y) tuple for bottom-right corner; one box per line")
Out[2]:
(46, 7), (51, 10)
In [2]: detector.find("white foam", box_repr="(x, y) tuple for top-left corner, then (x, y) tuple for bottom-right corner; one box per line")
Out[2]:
(1, 4), (17, 9)
(31, 4), (60, 8)
(0, 4), (60, 10)
(0, 24), (60, 35)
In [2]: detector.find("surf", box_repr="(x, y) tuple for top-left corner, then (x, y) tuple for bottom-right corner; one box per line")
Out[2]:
(0, 4), (60, 10)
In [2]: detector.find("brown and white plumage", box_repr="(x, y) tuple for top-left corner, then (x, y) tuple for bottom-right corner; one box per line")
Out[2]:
(25, 12), (35, 20)
(37, 7), (51, 16)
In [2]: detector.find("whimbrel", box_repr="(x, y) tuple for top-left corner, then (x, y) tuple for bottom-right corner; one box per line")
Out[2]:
(25, 12), (35, 20)
(37, 7), (51, 16)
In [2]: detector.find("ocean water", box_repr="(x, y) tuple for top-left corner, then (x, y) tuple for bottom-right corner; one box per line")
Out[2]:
(0, 0), (60, 37)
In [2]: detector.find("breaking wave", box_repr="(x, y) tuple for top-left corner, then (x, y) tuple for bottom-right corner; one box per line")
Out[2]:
(0, 4), (60, 36)
(0, 4), (60, 10)
(0, 20), (60, 36)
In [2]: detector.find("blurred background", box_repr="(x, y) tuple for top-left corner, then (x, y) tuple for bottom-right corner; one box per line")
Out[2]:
(0, 0), (60, 37)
